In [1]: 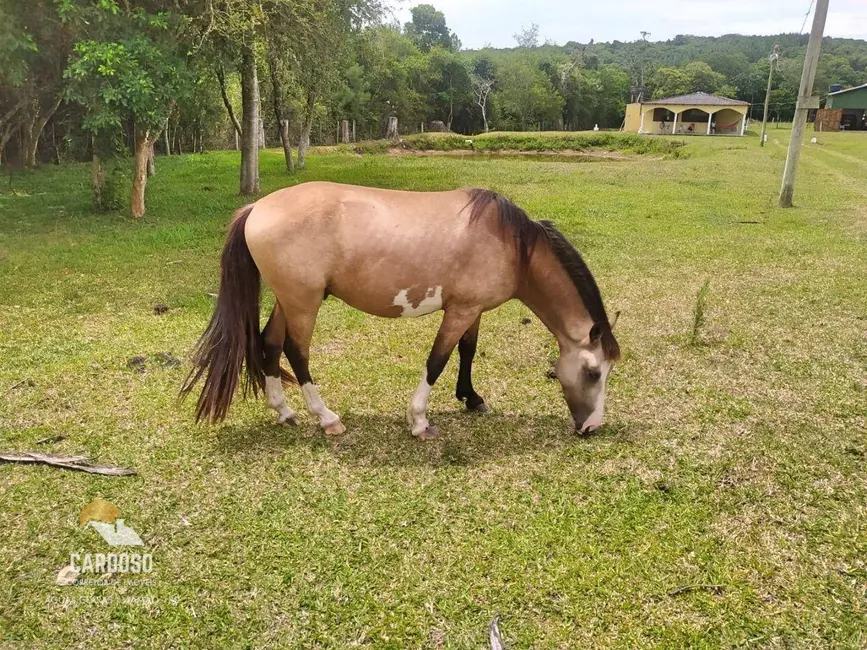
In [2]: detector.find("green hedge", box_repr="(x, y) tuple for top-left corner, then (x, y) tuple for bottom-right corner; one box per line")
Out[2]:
(401, 131), (686, 156)
(345, 131), (686, 157)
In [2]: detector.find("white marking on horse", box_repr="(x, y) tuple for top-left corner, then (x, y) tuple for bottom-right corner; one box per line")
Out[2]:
(301, 383), (340, 428)
(265, 375), (296, 424)
(392, 286), (442, 317)
(407, 370), (433, 435)
(583, 361), (611, 432)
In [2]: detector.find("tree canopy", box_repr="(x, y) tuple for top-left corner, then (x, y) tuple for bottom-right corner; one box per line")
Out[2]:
(2, 0), (867, 185)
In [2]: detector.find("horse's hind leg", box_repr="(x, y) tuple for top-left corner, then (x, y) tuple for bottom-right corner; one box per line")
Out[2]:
(455, 315), (488, 412)
(279, 295), (345, 436)
(262, 305), (298, 425)
(409, 307), (482, 439)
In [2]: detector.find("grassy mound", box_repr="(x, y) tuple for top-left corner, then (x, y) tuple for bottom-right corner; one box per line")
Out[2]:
(349, 131), (687, 157)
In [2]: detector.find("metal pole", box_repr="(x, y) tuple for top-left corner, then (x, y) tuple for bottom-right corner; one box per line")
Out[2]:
(779, 0), (829, 208)
(760, 45), (780, 147)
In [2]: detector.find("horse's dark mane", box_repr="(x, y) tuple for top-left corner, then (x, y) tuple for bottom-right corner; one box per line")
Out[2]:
(465, 189), (620, 361)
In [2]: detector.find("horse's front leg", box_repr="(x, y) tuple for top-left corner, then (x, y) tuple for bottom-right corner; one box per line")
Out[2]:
(408, 308), (482, 440)
(455, 315), (488, 412)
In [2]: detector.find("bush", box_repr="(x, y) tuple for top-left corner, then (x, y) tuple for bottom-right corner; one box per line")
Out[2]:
(398, 131), (686, 156)
(94, 161), (128, 212)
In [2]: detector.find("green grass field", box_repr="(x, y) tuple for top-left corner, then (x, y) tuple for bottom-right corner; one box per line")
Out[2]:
(1, 131), (866, 649)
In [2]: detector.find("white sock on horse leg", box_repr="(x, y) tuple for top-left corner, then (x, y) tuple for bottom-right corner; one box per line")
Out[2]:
(407, 371), (433, 436)
(301, 383), (340, 428)
(265, 376), (296, 424)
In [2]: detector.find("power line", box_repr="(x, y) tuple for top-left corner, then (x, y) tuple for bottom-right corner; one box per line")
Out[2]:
(799, 0), (815, 33)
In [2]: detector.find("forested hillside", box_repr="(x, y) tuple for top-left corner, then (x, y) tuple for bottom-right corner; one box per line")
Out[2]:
(2, 0), (866, 169)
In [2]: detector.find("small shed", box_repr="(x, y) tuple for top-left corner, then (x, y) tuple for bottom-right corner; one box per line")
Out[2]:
(815, 83), (867, 131)
(624, 92), (750, 136)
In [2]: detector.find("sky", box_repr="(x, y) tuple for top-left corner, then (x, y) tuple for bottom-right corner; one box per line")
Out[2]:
(390, 0), (867, 49)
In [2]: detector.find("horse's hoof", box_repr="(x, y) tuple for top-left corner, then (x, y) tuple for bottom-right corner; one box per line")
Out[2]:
(324, 420), (346, 436)
(466, 399), (488, 413)
(278, 413), (299, 426)
(414, 425), (440, 441)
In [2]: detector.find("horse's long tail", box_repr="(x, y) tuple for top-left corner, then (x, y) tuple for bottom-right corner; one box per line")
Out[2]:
(180, 204), (266, 422)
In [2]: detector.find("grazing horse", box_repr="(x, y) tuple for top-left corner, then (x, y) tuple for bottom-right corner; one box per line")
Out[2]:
(181, 181), (620, 438)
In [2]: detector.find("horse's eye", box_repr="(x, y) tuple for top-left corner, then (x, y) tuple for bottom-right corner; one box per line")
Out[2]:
(586, 368), (602, 382)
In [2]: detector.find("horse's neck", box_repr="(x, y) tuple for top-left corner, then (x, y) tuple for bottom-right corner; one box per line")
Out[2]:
(517, 246), (592, 348)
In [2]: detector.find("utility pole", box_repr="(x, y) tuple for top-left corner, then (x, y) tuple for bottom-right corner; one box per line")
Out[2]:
(760, 44), (781, 147)
(779, 0), (829, 208)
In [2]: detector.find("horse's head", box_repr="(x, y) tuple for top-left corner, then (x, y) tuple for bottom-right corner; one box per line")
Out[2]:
(553, 321), (618, 434)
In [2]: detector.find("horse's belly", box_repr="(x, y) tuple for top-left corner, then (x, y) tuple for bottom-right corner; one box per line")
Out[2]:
(331, 282), (444, 319)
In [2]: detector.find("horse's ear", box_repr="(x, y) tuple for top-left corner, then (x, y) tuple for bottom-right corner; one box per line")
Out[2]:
(611, 311), (621, 330)
(589, 323), (603, 343)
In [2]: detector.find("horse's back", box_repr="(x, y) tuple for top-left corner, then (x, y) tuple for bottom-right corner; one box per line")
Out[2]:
(244, 182), (518, 317)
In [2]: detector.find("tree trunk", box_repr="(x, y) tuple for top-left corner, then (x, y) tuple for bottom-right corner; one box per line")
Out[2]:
(217, 65), (242, 139)
(0, 127), (17, 168)
(92, 135), (106, 209)
(341, 120), (350, 144)
(131, 129), (151, 218)
(147, 141), (156, 177)
(21, 95), (62, 168)
(21, 112), (39, 168)
(279, 119), (293, 172)
(297, 91), (315, 170)
(163, 123), (171, 155)
(239, 45), (260, 195)
(0, 102), (23, 168)
(386, 116), (398, 140)
(268, 47), (293, 172)
(51, 121), (60, 165)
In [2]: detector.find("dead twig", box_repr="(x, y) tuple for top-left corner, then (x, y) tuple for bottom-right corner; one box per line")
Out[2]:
(35, 435), (65, 445)
(667, 584), (726, 597)
(0, 452), (136, 476)
(4, 379), (34, 393)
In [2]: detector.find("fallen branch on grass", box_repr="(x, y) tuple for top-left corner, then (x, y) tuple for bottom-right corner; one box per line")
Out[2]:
(488, 615), (505, 650)
(667, 584), (726, 597)
(4, 379), (34, 393)
(35, 435), (65, 445)
(0, 452), (136, 476)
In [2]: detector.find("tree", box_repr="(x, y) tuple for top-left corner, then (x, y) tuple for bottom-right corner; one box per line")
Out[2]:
(404, 4), (459, 52)
(513, 23), (539, 49)
(470, 73), (494, 133)
(0, 0), (73, 168)
(336, 62), (371, 132)
(267, 0), (381, 169)
(421, 47), (470, 129)
(194, 0), (264, 194)
(682, 61), (726, 94)
(496, 59), (563, 130)
(63, 3), (186, 216)
(650, 67), (690, 99)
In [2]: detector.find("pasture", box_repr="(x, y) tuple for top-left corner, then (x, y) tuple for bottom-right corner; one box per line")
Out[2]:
(1, 132), (866, 648)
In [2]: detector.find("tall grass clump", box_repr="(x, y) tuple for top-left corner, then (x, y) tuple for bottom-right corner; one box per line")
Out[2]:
(690, 279), (711, 345)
